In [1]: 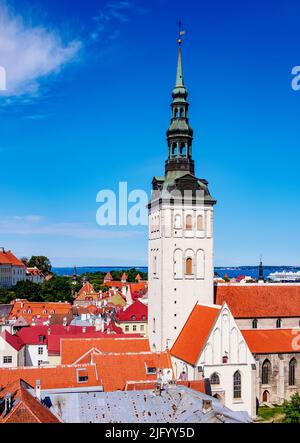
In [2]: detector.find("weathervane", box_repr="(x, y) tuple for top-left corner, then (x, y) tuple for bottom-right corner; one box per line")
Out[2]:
(177, 20), (186, 45)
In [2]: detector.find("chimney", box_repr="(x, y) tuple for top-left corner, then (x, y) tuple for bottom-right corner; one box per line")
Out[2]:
(47, 327), (51, 335)
(0, 247), (5, 253)
(35, 380), (41, 401)
(4, 392), (12, 416)
(202, 399), (213, 414)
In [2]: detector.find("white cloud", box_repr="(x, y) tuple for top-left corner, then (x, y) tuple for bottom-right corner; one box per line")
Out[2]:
(0, 2), (82, 98)
(0, 215), (144, 239)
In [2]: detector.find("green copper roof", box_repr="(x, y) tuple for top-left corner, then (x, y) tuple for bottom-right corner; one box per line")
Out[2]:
(175, 46), (184, 87)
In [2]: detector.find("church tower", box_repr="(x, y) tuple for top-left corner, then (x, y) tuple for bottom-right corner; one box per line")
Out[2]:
(148, 36), (217, 351)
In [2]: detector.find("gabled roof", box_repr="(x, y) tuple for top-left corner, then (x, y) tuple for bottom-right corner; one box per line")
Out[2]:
(0, 250), (25, 267)
(92, 351), (172, 391)
(0, 364), (99, 390)
(104, 272), (113, 281)
(0, 330), (24, 351)
(242, 329), (300, 354)
(116, 300), (148, 322)
(215, 284), (300, 318)
(0, 379), (60, 423)
(171, 304), (221, 365)
(75, 282), (98, 301)
(121, 272), (128, 281)
(61, 337), (150, 364)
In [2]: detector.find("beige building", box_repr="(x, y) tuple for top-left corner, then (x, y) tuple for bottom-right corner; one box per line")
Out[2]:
(116, 300), (148, 336)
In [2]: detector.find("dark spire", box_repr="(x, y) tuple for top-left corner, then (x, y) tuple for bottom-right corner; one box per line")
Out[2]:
(258, 257), (264, 282)
(165, 34), (194, 177)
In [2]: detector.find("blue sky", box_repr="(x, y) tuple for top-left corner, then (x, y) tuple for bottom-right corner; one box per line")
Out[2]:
(0, 0), (299, 267)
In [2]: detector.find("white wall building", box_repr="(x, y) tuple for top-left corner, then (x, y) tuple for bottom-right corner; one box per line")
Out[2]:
(0, 247), (26, 288)
(171, 303), (256, 418)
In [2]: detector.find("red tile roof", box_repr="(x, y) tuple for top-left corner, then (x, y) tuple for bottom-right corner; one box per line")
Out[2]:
(0, 364), (99, 390)
(171, 304), (221, 366)
(92, 351), (173, 391)
(242, 329), (300, 354)
(116, 300), (148, 322)
(0, 250), (25, 267)
(1, 330), (24, 351)
(75, 282), (98, 302)
(9, 300), (72, 322)
(215, 284), (300, 318)
(61, 337), (150, 364)
(0, 379), (60, 423)
(121, 272), (127, 281)
(104, 272), (113, 281)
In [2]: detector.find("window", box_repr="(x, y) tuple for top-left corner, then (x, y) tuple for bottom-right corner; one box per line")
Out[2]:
(3, 356), (12, 364)
(77, 369), (89, 383)
(276, 318), (282, 328)
(197, 215), (204, 230)
(153, 317), (156, 333)
(185, 257), (193, 275)
(133, 325), (137, 331)
(146, 366), (156, 375)
(252, 319), (258, 329)
(140, 325), (144, 331)
(141, 315), (146, 321)
(185, 215), (192, 230)
(38, 347), (43, 355)
(38, 360), (43, 366)
(289, 358), (296, 386)
(262, 359), (271, 385)
(38, 335), (44, 343)
(131, 315), (136, 320)
(210, 372), (220, 385)
(180, 107), (184, 117)
(125, 325), (129, 332)
(233, 371), (241, 399)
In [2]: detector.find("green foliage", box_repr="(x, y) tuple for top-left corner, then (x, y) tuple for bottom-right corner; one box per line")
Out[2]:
(282, 392), (300, 423)
(27, 256), (52, 274)
(0, 268), (147, 304)
(258, 405), (284, 422)
(14, 280), (43, 301)
(0, 288), (16, 304)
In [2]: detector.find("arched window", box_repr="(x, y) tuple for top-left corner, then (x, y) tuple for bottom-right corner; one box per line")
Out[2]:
(210, 372), (220, 385)
(174, 108), (178, 118)
(262, 390), (270, 402)
(180, 143), (186, 156)
(185, 257), (193, 275)
(276, 318), (282, 328)
(252, 318), (258, 329)
(153, 255), (157, 275)
(289, 358), (296, 386)
(197, 215), (204, 230)
(174, 214), (181, 229)
(172, 143), (177, 157)
(185, 214), (192, 230)
(262, 359), (271, 385)
(233, 371), (241, 399)
(180, 107), (184, 117)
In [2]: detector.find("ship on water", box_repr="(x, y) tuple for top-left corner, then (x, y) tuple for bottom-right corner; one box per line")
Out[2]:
(267, 270), (300, 282)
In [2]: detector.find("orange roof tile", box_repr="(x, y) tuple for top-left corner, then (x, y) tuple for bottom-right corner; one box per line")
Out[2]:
(61, 337), (150, 364)
(93, 351), (172, 391)
(215, 284), (300, 318)
(0, 379), (59, 423)
(0, 364), (99, 390)
(171, 304), (221, 365)
(241, 329), (300, 354)
(0, 250), (25, 267)
(9, 300), (72, 322)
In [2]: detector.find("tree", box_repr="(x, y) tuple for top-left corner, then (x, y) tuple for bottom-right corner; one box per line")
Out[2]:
(41, 276), (73, 303)
(282, 392), (300, 423)
(21, 257), (29, 266)
(14, 280), (42, 301)
(27, 256), (52, 275)
(0, 288), (15, 304)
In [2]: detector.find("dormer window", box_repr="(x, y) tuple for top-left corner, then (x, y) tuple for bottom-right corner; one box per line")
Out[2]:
(141, 315), (146, 321)
(76, 368), (89, 383)
(276, 318), (282, 328)
(43, 309), (47, 315)
(146, 365), (156, 375)
(131, 315), (136, 321)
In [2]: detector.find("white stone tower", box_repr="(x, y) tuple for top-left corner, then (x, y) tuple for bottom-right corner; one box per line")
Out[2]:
(148, 37), (217, 352)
